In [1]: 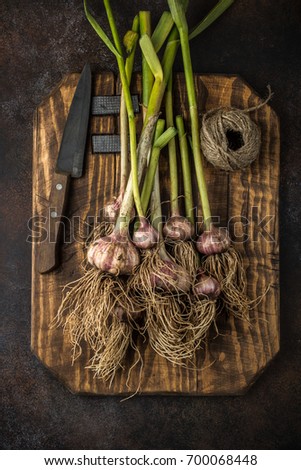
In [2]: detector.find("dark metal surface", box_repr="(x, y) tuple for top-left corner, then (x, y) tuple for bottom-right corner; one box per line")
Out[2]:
(92, 134), (122, 153)
(91, 94), (140, 115)
(56, 63), (91, 178)
(1, 0), (301, 450)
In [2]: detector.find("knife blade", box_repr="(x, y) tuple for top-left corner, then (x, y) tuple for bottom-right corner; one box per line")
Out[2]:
(38, 63), (92, 274)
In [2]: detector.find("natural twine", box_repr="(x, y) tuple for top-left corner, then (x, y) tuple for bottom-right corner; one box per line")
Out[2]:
(200, 86), (273, 171)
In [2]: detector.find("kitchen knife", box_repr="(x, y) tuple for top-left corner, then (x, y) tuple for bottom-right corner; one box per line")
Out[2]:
(38, 63), (92, 274)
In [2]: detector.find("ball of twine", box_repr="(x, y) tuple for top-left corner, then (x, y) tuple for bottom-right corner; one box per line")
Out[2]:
(200, 87), (272, 172)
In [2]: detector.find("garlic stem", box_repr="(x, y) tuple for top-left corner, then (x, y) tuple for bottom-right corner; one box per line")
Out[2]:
(168, 0), (212, 229)
(141, 119), (165, 213)
(139, 11), (153, 120)
(104, 0), (143, 218)
(151, 11), (174, 52)
(117, 115), (159, 230)
(150, 165), (170, 262)
(144, 25), (179, 128)
(119, 93), (128, 198)
(165, 73), (179, 216)
(189, 0), (235, 41)
(119, 15), (139, 196)
(176, 115), (195, 225)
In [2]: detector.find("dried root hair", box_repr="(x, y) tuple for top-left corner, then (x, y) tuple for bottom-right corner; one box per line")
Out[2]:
(202, 246), (263, 322)
(129, 246), (192, 305)
(189, 297), (220, 349)
(127, 248), (197, 365)
(168, 242), (220, 351)
(54, 267), (142, 385)
(53, 209), (144, 387)
(89, 327), (144, 394)
(87, 319), (132, 384)
(170, 240), (200, 279)
(146, 294), (195, 366)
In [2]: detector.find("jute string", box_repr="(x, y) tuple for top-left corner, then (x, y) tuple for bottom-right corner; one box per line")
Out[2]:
(200, 86), (273, 171)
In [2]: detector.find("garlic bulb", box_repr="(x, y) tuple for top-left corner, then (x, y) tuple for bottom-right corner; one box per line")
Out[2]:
(103, 195), (122, 223)
(163, 215), (195, 241)
(87, 231), (140, 276)
(196, 226), (230, 255)
(132, 217), (159, 250)
(193, 270), (221, 300)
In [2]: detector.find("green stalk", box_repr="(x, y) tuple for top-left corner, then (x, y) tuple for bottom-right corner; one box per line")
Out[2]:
(150, 166), (163, 236)
(142, 0), (233, 131)
(84, 1), (159, 230)
(83, 0), (121, 57)
(176, 115), (194, 225)
(139, 35), (164, 128)
(139, 35), (163, 82)
(180, 30), (211, 227)
(141, 120), (165, 213)
(117, 114), (159, 230)
(151, 11), (174, 52)
(189, 0), (234, 40)
(155, 127), (178, 149)
(119, 94), (128, 196)
(85, 0), (234, 230)
(103, 0), (143, 219)
(120, 16), (139, 196)
(139, 10), (174, 120)
(144, 25), (179, 126)
(168, 0), (211, 229)
(165, 74), (179, 216)
(141, 122), (178, 214)
(150, 168), (169, 261)
(139, 11), (153, 119)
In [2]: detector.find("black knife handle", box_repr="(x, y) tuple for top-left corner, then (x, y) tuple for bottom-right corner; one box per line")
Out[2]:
(38, 172), (70, 274)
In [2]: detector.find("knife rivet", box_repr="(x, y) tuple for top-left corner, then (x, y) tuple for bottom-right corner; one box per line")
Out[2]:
(56, 183), (63, 190)
(51, 211), (58, 218)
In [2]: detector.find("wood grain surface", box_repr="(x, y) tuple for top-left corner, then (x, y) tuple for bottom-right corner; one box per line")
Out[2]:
(31, 72), (280, 396)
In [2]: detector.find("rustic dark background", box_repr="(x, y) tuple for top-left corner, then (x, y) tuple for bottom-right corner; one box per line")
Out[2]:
(1, 0), (301, 450)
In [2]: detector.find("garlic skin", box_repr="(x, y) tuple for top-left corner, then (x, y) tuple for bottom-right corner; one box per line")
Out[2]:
(196, 226), (231, 255)
(150, 259), (191, 293)
(193, 270), (221, 300)
(103, 196), (122, 223)
(132, 217), (159, 250)
(87, 231), (140, 276)
(163, 215), (195, 241)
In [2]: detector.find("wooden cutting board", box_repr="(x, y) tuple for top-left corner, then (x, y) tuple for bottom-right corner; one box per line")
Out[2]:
(31, 72), (280, 395)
